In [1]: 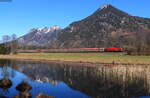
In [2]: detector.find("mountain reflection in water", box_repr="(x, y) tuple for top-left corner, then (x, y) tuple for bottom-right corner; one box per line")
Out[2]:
(0, 59), (150, 98)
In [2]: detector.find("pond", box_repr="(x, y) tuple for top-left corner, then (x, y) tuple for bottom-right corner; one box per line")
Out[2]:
(0, 59), (150, 98)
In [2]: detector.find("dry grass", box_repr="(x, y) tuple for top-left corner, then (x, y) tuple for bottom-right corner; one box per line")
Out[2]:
(0, 53), (150, 64)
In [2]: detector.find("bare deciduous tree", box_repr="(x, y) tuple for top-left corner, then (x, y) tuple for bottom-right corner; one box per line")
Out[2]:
(11, 34), (18, 54)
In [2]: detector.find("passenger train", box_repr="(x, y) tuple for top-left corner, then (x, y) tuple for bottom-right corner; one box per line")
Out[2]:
(18, 48), (123, 53)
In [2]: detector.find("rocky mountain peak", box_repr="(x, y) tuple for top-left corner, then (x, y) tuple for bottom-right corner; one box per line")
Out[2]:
(28, 26), (61, 35)
(18, 25), (61, 46)
(101, 4), (112, 9)
(37, 25), (60, 32)
(50, 25), (61, 30)
(49, 4), (150, 48)
(94, 4), (130, 19)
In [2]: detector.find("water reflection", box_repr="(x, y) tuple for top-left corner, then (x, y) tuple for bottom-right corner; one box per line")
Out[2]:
(0, 59), (88, 98)
(0, 59), (150, 98)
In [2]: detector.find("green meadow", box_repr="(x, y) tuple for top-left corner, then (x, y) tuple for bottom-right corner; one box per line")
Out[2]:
(0, 53), (150, 65)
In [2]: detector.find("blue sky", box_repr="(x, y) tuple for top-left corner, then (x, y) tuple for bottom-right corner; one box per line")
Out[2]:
(0, 0), (149, 39)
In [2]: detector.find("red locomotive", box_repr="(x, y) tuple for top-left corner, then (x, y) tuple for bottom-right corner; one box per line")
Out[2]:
(104, 48), (123, 52)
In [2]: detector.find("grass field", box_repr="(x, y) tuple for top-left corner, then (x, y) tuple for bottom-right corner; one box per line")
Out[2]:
(0, 53), (150, 65)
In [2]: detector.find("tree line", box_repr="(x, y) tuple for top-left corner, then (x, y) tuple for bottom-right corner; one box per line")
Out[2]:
(0, 34), (18, 54)
(126, 29), (150, 55)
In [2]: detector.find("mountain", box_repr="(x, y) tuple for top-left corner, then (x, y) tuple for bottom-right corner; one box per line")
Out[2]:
(49, 4), (150, 48)
(18, 25), (61, 46)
